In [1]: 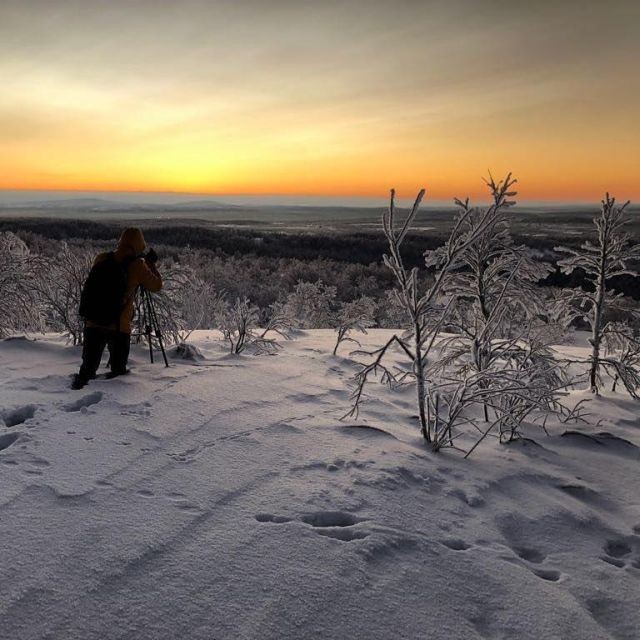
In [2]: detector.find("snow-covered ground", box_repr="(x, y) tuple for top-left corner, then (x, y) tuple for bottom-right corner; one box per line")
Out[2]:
(1, 330), (639, 640)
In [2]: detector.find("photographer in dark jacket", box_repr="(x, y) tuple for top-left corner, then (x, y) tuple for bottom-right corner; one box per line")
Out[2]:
(72, 227), (162, 390)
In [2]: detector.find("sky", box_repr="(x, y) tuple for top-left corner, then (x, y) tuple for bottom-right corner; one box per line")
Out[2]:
(0, 0), (638, 203)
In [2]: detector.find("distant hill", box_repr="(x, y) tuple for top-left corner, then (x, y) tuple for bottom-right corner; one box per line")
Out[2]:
(0, 197), (239, 211)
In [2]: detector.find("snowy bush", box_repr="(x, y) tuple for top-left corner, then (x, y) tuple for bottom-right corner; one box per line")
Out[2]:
(134, 262), (224, 347)
(173, 342), (205, 361)
(345, 174), (581, 455)
(601, 322), (640, 397)
(35, 243), (93, 345)
(376, 289), (411, 329)
(556, 194), (640, 395)
(219, 296), (278, 354)
(332, 295), (376, 355)
(432, 188), (567, 425)
(260, 301), (295, 340)
(0, 232), (43, 337)
(283, 281), (337, 329)
(346, 177), (520, 443)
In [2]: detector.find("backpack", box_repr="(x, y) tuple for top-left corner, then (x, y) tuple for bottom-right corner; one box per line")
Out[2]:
(79, 252), (132, 326)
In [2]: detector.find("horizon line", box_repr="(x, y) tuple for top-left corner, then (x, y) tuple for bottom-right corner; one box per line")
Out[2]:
(0, 187), (626, 208)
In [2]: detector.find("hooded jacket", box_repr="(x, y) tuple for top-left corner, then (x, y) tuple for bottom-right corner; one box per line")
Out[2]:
(87, 228), (162, 334)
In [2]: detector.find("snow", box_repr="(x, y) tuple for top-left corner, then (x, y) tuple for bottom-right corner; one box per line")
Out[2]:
(0, 330), (639, 640)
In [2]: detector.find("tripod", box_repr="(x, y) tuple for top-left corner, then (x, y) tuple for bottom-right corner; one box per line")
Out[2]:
(138, 286), (169, 367)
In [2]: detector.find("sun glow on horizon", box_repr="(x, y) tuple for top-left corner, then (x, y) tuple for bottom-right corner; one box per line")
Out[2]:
(1, 1), (639, 202)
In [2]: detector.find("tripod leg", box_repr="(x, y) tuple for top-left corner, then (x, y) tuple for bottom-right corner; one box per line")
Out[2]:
(156, 328), (169, 368)
(146, 325), (154, 363)
(148, 293), (169, 368)
(143, 288), (169, 368)
(144, 292), (154, 364)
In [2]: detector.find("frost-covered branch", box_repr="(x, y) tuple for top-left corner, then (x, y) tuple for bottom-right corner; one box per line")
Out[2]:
(35, 243), (92, 345)
(332, 296), (376, 355)
(0, 232), (43, 337)
(347, 174), (523, 446)
(556, 194), (640, 395)
(219, 296), (279, 355)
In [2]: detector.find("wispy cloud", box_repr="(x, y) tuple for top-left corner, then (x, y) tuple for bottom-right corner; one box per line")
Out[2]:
(1, 0), (638, 199)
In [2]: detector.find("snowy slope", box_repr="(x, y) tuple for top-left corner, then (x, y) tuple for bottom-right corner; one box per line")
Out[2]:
(0, 331), (639, 640)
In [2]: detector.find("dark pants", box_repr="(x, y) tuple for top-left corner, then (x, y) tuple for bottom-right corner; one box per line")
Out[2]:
(78, 327), (131, 382)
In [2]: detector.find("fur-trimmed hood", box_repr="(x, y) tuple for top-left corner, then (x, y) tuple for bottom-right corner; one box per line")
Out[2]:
(115, 227), (146, 259)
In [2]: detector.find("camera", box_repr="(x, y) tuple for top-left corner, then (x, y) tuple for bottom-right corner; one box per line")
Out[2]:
(145, 248), (159, 264)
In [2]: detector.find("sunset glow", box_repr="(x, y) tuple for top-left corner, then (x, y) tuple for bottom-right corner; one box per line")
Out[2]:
(1, 0), (638, 201)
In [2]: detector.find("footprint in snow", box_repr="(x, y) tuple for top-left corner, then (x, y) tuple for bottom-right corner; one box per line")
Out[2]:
(300, 511), (362, 527)
(2, 405), (36, 427)
(514, 546), (546, 564)
(532, 568), (561, 582)
(255, 510), (369, 542)
(603, 539), (632, 558)
(0, 432), (20, 451)
(440, 538), (472, 551)
(256, 513), (292, 523)
(600, 556), (626, 568)
(64, 392), (103, 413)
(557, 483), (602, 504)
(600, 539), (638, 569)
(505, 556), (563, 582)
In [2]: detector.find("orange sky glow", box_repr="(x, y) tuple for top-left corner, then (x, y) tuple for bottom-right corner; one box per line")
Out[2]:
(1, 1), (638, 203)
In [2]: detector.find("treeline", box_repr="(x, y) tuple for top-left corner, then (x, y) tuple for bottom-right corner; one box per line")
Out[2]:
(0, 218), (436, 267)
(2, 216), (640, 303)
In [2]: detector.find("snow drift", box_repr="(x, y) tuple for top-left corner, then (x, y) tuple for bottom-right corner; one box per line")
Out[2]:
(0, 331), (639, 639)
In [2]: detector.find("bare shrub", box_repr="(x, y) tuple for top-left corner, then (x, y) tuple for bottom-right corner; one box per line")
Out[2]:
(346, 175), (520, 445)
(36, 243), (92, 345)
(260, 301), (295, 340)
(344, 174), (583, 455)
(283, 281), (336, 329)
(556, 194), (640, 395)
(602, 322), (640, 397)
(433, 191), (566, 424)
(219, 297), (278, 354)
(333, 296), (376, 355)
(376, 289), (411, 329)
(134, 263), (224, 347)
(0, 232), (42, 337)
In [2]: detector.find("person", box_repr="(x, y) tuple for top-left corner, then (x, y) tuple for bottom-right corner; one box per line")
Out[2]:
(72, 227), (162, 390)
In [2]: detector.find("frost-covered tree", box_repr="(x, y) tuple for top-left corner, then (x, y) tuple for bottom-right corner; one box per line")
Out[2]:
(346, 175), (520, 445)
(601, 322), (640, 397)
(556, 194), (640, 394)
(0, 232), (42, 337)
(260, 301), (295, 340)
(219, 297), (278, 354)
(133, 262), (223, 346)
(435, 181), (554, 420)
(424, 320), (582, 455)
(171, 269), (224, 343)
(36, 243), (93, 345)
(376, 289), (411, 329)
(332, 295), (376, 355)
(283, 281), (337, 329)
